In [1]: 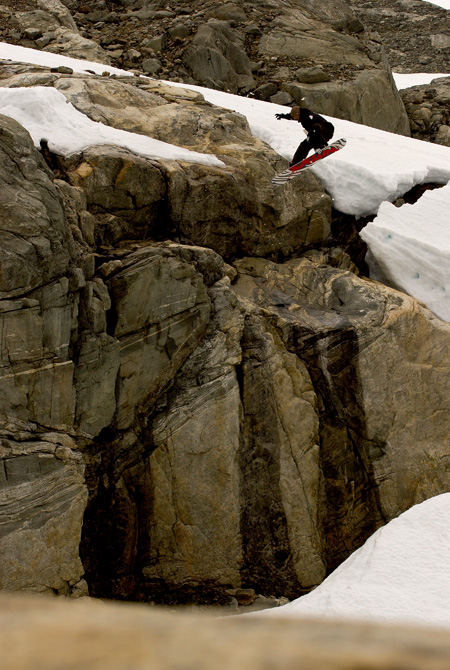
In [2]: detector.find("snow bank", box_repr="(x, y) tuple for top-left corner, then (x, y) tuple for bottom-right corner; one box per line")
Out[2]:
(162, 79), (450, 218)
(258, 493), (450, 629)
(361, 182), (450, 320)
(0, 86), (224, 166)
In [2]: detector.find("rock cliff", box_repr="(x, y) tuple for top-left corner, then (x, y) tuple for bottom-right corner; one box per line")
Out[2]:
(0, 0), (449, 607)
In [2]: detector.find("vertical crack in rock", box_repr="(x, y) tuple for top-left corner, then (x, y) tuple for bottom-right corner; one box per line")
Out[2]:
(294, 324), (387, 573)
(80, 427), (155, 600)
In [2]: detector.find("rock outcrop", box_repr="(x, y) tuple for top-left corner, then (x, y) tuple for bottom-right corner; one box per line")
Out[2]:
(350, 0), (450, 75)
(0, 3), (449, 607)
(4, 0), (111, 64)
(0, 113), (88, 594)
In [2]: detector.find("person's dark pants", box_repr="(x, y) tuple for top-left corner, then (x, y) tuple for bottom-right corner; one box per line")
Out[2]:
(290, 131), (332, 166)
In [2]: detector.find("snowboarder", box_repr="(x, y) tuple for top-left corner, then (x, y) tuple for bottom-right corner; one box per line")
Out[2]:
(275, 105), (334, 166)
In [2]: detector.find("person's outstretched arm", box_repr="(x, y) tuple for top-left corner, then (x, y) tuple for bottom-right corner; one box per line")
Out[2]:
(275, 112), (293, 120)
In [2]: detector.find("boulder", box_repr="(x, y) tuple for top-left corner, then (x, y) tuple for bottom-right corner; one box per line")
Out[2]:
(42, 27), (112, 64)
(11, 3), (110, 64)
(36, 0), (78, 31)
(80, 248), (450, 603)
(295, 0), (365, 33)
(283, 69), (411, 135)
(183, 20), (256, 93)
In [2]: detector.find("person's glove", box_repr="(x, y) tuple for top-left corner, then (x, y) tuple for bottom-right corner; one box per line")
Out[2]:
(275, 112), (291, 120)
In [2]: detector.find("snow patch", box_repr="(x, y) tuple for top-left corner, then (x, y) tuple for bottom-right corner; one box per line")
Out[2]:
(256, 494), (450, 630)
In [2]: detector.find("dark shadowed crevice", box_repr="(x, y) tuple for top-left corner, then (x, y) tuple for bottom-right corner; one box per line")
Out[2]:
(292, 323), (387, 575)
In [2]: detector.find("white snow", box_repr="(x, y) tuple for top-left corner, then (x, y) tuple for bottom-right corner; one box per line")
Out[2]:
(257, 493), (450, 630)
(393, 72), (450, 89)
(1, 42), (450, 320)
(421, 0), (450, 8)
(361, 182), (450, 320)
(0, 86), (224, 166)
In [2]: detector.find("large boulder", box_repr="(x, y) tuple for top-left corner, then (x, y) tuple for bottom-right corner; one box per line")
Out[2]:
(283, 69), (411, 135)
(10, 1), (111, 64)
(81, 250), (450, 603)
(259, 7), (410, 134)
(182, 20), (256, 93)
(233, 252), (450, 571)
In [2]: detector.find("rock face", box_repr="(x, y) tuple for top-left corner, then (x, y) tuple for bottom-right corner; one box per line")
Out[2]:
(182, 19), (256, 93)
(0, 10), (449, 606)
(0, 114), (88, 594)
(0, 0), (411, 134)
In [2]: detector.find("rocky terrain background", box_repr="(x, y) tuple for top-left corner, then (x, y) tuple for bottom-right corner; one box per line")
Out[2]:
(0, 0), (450, 614)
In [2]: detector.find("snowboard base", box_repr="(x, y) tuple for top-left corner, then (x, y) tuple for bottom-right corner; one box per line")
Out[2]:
(272, 138), (346, 185)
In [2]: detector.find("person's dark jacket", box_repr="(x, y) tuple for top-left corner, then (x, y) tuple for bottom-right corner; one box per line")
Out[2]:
(275, 107), (334, 145)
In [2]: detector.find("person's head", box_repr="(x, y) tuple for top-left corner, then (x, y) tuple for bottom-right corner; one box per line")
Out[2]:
(290, 105), (301, 121)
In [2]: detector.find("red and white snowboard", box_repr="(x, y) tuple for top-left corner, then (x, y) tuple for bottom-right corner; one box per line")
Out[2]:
(272, 138), (346, 185)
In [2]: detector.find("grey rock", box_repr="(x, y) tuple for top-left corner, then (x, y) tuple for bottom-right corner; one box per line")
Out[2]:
(435, 124), (450, 146)
(0, 439), (87, 594)
(430, 33), (450, 49)
(252, 82), (278, 100)
(207, 3), (248, 22)
(142, 34), (166, 52)
(142, 58), (163, 75)
(168, 24), (190, 40)
(183, 20), (255, 94)
(283, 69), (411, 135)
(270, 91), (293, 105)
(295, 66), (331, 84)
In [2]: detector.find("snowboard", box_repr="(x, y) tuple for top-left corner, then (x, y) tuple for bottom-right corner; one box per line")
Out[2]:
(272, 138), (346, 185)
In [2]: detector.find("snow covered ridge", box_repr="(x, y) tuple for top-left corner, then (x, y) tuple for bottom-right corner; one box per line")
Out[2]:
(0, 86), (224, 167)
(257, 493), (450, 630)
(1, 42), (450, 320)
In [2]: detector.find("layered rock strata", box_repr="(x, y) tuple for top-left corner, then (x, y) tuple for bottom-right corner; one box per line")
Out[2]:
(0, 54), (449, 604)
